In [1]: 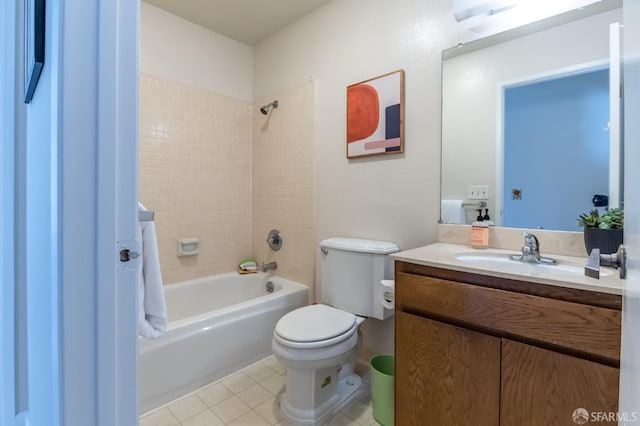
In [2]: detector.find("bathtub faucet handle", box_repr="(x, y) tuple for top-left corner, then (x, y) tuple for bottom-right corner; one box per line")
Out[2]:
(266, 229), (283, 251)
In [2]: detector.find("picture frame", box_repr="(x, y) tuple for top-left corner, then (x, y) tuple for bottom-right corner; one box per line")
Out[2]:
(24, 0), (45, 104)
(346, 69), (404, 159)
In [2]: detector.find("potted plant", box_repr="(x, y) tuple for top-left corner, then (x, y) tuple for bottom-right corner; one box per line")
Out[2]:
(578, 208), (624, 255)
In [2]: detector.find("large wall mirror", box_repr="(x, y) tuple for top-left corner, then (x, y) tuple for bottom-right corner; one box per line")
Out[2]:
(441, 1), (623, 231)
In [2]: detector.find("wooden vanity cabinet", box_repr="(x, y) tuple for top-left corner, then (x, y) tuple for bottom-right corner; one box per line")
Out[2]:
(394, 261), (622, 426)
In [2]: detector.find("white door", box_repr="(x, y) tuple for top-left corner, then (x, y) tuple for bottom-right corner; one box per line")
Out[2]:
(0, 0), (140, 425)
(0, 0), (18, 424)
(58, 0), (140, 424)
(619, 0), (640, 419)
(95, 1), (141, 424)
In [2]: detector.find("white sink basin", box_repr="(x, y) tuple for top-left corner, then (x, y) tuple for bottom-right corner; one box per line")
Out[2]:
(454, 253), (613, 278)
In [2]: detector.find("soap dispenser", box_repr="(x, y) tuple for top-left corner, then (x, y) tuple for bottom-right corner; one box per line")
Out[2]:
(471, 210), (489, 248)
(483, 209), (495, 226)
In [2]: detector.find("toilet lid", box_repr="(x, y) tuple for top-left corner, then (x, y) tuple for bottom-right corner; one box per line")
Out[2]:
(275, 304), (356, 343)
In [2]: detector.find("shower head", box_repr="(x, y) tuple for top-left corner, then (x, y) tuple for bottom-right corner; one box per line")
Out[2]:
(260, 100), (278, 115)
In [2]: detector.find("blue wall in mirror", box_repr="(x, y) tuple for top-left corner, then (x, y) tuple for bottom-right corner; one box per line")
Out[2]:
(503, 68), (610, 230)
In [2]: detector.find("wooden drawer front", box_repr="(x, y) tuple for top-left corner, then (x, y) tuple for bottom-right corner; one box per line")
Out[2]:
(396, 272), (621, 363)
(396, 312), (500, 426)
(500, 339), (619, 426)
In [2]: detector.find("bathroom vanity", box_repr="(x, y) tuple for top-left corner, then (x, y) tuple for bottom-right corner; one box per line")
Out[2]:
(392, 243), (622, 426)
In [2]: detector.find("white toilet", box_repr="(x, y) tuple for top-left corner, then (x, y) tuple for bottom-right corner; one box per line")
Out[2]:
(272, 237), (399, 425)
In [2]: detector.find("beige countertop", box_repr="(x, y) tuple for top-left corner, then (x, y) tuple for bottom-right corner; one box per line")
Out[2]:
(391, 242), (623, 295)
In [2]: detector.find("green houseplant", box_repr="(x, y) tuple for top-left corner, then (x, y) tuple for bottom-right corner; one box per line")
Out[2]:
(577, 208), (624, 255)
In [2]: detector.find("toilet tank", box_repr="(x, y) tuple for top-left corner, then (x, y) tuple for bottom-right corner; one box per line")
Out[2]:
(319, 237), (400, 320)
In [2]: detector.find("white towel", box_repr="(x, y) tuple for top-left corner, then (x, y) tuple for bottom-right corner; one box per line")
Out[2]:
(137, 203), (167, 339)
(441, 199), (466, 224)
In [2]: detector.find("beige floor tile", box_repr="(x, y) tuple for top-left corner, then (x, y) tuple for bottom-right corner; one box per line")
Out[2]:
(262, 355), (286, 374)
(196, 382), (234, 407)
(321, 413), (358, 425)
(254, 397), (283, 425)
(357, 379), (372, 404)
(211, 395), (252, 423)
(139, 407), (180, 426)
(243, 361), (278, 382)
(228, 410), (271, 426)
(167, 394), (208, 422)
(275, 419), (299, 426)
(140, 355), (375, 426)
(341, 400), (374, 425)
(222, 372), (256, 393)
(259, 373), (286, 395)
(236, 383), (274, 408)
(180, 409), (225, 426)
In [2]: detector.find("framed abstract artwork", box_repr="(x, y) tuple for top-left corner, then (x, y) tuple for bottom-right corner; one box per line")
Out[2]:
(346, 70), (404, 159)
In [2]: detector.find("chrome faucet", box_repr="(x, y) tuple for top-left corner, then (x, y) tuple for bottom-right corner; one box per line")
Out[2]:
(261, 261), (278, 272)
(510, 232), (557, 265)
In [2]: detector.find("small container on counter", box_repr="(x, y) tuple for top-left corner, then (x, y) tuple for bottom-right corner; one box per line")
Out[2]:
(471, 221), (489, 248)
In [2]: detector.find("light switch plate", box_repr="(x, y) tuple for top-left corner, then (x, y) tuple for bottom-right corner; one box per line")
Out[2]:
(468, 185), (489, 200)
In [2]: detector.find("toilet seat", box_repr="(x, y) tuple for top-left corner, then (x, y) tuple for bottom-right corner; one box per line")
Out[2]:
(274, 304), (357, 349)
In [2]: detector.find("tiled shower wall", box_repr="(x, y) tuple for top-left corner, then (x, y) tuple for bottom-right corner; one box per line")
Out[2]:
(139, 74), (316, 291)
(252, 82), (316, 294)
(139, 74), (252, 284)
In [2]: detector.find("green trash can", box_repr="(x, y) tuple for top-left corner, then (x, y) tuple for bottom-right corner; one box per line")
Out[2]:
(371, 354), (395, 426)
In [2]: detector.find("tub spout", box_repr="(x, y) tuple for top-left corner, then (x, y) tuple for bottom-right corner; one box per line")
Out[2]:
(261, 261), (278, 272)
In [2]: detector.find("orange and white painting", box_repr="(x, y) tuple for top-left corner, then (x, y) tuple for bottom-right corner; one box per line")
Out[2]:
(346, 70), (404, 159)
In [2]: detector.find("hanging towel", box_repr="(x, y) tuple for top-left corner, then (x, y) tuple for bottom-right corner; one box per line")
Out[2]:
(137, 202), (167, 339)
(441, 199), (466, 224)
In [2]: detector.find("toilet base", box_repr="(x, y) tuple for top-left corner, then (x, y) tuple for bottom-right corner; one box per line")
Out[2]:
(279, 372), (362, 425)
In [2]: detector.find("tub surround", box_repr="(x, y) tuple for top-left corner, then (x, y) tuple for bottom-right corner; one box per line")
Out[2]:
(251, 82), (316, 296)
(139, 74), (252, 285)
(139, 74), (317, 291)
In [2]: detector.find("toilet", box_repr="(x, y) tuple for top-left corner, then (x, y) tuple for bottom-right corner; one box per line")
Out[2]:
(272, 237), (399, 425)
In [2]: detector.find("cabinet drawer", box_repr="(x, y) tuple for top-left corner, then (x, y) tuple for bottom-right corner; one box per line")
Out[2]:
(396, 271), (621, 363)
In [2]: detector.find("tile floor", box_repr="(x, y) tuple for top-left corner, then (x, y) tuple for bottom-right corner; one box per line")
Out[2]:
(140, 355), (379, 426)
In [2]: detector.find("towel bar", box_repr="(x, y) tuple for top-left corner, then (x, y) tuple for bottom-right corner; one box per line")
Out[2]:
(462, 201), (487, 208)
(139, 210), (154, 222)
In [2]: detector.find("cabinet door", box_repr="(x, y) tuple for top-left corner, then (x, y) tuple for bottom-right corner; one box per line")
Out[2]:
(501, 339), (619, 426)
(395, 312), (501, 426)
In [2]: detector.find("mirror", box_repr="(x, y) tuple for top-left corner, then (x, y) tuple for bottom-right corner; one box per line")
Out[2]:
(441, 2), (623, 231)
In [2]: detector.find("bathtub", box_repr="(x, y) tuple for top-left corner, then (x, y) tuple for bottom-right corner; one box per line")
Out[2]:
(139, 272), (309, 414)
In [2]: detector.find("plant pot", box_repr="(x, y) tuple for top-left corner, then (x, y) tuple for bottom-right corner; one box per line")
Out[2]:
(583, 227), (623, 255)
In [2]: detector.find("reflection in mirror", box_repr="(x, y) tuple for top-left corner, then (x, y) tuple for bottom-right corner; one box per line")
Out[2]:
(441, 4), (623, 231)
(502, 68), (609, 230)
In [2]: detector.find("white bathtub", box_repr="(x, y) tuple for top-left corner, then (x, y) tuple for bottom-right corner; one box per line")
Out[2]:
(139, 272), (309, 414)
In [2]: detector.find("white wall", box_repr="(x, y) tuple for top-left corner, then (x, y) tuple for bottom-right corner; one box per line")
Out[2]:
(253, 0), (460, 354)
(141, 2), (253, 102)
(255, 0), (457, 256)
